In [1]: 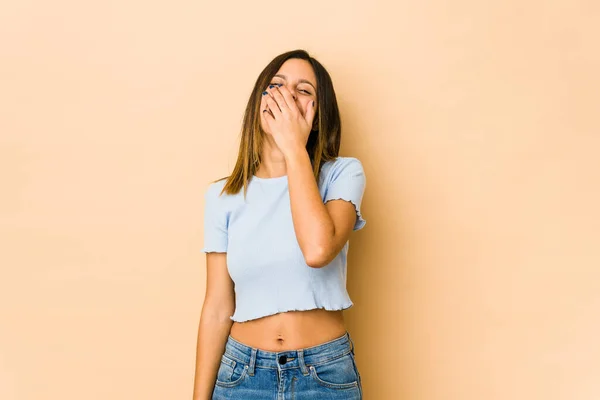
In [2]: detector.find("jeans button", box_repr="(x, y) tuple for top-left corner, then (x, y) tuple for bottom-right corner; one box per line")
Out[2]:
(278, 355), (287, 364)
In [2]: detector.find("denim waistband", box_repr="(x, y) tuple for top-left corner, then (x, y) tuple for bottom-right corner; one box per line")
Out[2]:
(223, 331), (355, 375)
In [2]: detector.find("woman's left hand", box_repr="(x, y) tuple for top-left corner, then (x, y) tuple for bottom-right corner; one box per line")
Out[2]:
(261, 85), (317, 157)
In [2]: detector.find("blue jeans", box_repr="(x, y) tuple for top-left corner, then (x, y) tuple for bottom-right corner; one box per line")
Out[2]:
(212, 331), (363, 399)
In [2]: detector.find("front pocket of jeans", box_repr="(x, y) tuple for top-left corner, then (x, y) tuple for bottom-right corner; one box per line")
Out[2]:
(309, 354), (359, 390)
(215, 354), (248, 388)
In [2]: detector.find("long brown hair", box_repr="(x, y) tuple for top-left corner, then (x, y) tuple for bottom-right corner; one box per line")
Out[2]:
(218, 49), (342, 196)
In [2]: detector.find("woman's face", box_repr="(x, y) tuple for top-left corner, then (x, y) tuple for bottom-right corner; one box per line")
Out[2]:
(260, 58), (318, 134)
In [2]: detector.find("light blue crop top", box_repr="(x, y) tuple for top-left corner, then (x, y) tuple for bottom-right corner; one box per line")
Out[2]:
(201, 156), (366, 322)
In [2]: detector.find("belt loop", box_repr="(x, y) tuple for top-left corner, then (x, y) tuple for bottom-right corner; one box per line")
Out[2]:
(248, 348), (257, 376)
(348, 332), (355, 355)
(297, 349), (309, 376)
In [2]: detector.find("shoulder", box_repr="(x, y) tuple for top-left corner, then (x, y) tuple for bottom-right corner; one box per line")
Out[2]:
(205, 178), (227, 196)
(320, 156), (365, 180)
(203, 178), (231, 208)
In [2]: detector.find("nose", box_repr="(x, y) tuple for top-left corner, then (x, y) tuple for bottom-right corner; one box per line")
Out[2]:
(278, 84), (297, 101)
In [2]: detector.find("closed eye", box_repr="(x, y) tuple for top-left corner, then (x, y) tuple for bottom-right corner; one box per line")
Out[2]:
(270, 82), (312, 95)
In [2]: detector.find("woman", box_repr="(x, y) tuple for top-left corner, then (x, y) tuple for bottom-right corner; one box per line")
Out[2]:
(192, 49), (366, 400)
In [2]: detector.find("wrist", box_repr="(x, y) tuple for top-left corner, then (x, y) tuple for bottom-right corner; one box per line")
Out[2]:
(283, 146), (309, 164)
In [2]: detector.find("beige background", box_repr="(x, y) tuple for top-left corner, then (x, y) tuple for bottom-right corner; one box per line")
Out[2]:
(1, 1), (599, 399)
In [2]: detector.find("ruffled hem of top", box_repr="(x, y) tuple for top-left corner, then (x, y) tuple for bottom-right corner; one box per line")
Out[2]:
(230, 302), (354, 323)
(201, 247), (227, 253)
(324, 197), (366, 230)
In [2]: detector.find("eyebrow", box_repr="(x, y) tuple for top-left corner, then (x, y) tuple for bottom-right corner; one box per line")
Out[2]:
(273, 74), (317, 91)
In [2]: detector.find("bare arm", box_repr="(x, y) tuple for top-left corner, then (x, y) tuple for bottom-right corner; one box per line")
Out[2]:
(192, 252), (235, 400)
(285, 149), (358, 268)
(261, 84), (358, 269)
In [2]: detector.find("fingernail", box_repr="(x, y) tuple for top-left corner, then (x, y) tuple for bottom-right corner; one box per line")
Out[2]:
(262, 91), (267, 96)
(277, 84), (283, 87)
(269, 85), (274, 89)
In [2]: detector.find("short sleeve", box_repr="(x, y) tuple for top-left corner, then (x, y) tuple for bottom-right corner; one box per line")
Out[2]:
(323, 157), (367, 231)
(201, 182), (229, 253)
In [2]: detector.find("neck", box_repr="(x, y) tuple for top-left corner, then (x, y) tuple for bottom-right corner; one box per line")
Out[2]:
(255, 136), (287, 178)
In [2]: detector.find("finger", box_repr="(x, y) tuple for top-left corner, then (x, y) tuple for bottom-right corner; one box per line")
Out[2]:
(265, 96), (282, 118)
(305, 100), (317, 127)
(263, 87), (280, 112)
(261, 103), (274, 118)
(264, 84), (279, 105)
(262, 107), (274, 125)
(261, 103), (274, 126)
(267, 85), (290, 113)
(260, 90), (274, 118)
(275, 85), (300, 114)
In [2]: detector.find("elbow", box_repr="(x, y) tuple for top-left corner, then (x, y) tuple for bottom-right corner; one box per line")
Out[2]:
(201, 299), (234, 324)
(303, 247), (332, 268)
(201, 308), (233, 325)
